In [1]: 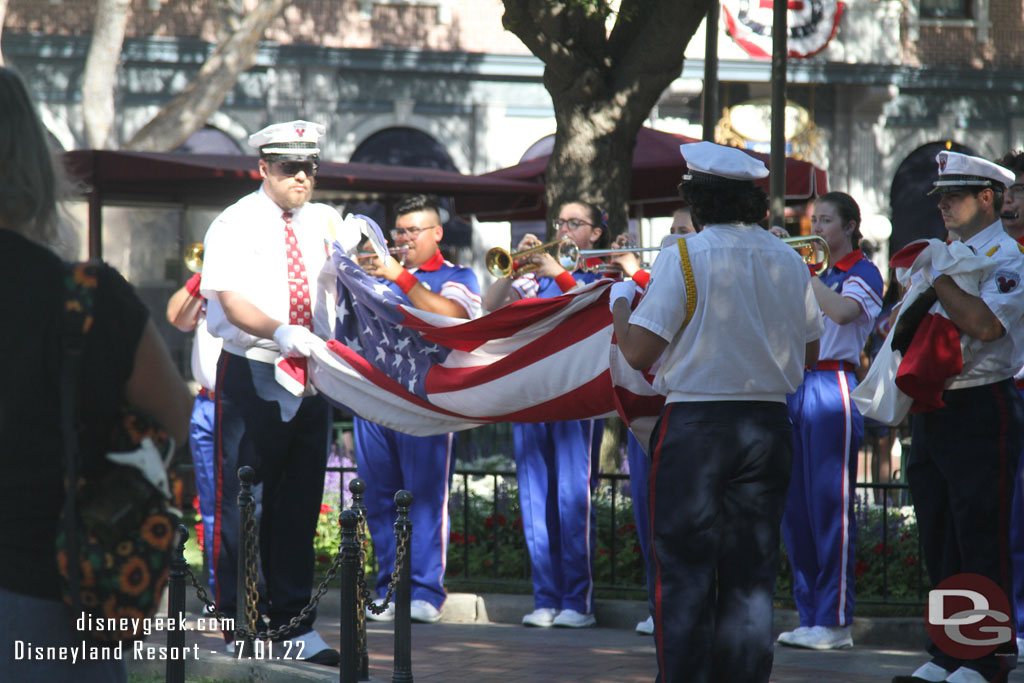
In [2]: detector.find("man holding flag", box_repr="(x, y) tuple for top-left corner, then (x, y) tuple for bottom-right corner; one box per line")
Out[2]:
(200, 120), (361, 665)
(353, 194), (481, 624)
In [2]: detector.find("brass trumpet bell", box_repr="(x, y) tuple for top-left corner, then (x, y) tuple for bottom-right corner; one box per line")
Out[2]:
(485, 237), (581, 279)
(781, 235), (830, 276)
(184, 241), (204, 273)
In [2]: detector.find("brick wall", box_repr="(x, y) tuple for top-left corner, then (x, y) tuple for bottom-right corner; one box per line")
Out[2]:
(902, 0), (1024, 68)
(4, 0), (531, 54)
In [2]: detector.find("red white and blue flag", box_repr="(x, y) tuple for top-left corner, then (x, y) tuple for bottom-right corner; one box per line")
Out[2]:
(309, 247), (664, 439)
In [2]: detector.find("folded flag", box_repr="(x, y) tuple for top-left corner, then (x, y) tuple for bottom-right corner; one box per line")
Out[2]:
(309, 249), (664, 437)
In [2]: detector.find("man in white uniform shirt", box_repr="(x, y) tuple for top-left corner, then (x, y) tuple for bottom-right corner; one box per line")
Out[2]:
(893, 152), (1024, 683)
(612, 141), (823, 683)
(200, 120), (360, 666)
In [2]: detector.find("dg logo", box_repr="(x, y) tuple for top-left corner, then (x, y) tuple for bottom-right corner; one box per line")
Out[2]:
(926, 574), (1014, 660)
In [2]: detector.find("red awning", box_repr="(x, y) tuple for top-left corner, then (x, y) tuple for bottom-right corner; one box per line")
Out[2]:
(479, 127), (828, 220)
(64, 150), (545, 217)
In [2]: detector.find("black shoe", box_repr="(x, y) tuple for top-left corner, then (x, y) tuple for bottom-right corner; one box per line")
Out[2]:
(304, 647), (341, 667)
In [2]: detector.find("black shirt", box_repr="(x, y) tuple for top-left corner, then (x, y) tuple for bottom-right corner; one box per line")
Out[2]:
(0, 230), (148, 600)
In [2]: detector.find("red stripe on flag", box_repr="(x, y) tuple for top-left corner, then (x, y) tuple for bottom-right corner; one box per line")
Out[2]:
(423, 308), (611, 393)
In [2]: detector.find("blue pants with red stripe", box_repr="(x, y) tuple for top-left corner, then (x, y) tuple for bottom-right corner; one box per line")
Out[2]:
(648, 401), (792, 683)
(189, 393), (216, 593)
(212, 353), (330, 637)
(513, 419), (602, 614)
(782, 368), (861, 627)
(354, 418), (454, 610)
(909, 380), (1023, 681)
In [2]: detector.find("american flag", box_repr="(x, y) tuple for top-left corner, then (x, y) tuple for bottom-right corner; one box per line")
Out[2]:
(309, 248), (665, 439)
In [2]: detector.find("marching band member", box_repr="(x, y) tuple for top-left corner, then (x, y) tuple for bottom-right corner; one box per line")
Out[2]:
(777, 192), (883, 651)
(201, 120), (361, 665)
(612, 141), (822, 682)
(484, 200), (609, 628)
(356, 194), (481, 624)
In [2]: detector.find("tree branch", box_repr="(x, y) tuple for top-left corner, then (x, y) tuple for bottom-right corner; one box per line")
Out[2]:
(124, 0), (285, 152)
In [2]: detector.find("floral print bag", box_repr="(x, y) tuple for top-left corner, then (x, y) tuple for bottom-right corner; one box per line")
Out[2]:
(55, 262), (181, 642)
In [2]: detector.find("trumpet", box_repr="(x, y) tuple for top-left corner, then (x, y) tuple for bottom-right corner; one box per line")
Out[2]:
(781, 235), (830, 276)
(485, 237), (580, 279)
(184, 241), (204, 273)
(357, 246), (409, 262)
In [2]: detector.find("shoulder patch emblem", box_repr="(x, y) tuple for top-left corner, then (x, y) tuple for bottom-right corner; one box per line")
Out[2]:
(995, 269), (1020, 293)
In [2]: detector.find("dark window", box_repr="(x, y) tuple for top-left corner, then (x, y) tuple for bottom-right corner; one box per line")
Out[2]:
(919, 0), (971, 20)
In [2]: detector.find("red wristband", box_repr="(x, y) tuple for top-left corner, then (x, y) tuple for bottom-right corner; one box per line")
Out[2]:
(395, 269), (418, 294)
(185, 272), (202, 297)
(631, 269), (650, 289)
(554, 271), (578, 293)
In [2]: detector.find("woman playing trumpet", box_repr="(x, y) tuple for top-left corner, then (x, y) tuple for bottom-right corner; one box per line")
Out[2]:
(483, 200), (609, 629)
(777, 191), (883, 650)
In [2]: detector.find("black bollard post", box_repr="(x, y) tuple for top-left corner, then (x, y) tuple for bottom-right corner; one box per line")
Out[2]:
(340, 509), (360, 683)
(166, 525), (188, 683)
(349, 477), (370, 681)
(392, 490), (413, 683)
(235, 466), (255, 657)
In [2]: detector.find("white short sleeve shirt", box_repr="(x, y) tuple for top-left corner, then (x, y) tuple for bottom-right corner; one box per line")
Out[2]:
(629, 223), (824, 404)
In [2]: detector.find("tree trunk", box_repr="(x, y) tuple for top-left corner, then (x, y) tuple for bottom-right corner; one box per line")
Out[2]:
(81, 0), (132, 149)
(124, 0), (286, 152)
(501, 0), (706, 240)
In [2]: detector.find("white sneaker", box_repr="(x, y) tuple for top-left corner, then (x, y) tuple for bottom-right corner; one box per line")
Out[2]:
(410, 599), (442, 624)
(945, 667), (989, 683)
(1018, 636), (1024, 663)
(522, 607), (558, 628)
(785, 625), (852, 650)
(287, 630), (340, 666)
(776, 625), (812, 645)
(552, 609), (596, 628)
(366, 602), (396, 622)
(898, 662), (951, 683)
(635, 616), (654, 635)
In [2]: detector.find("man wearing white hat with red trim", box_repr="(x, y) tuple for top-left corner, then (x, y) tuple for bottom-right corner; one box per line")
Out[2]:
(200, 120), (361, 666)
(892, 150), (1024, 683)
(612, 141), (823, 682)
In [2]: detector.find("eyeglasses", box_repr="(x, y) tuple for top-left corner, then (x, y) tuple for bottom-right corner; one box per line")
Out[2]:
(274, 160), (318, 177)
(553, 218), (594, 231)
(390, 226), (436, 239)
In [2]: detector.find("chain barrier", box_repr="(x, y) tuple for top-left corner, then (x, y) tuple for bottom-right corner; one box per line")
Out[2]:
(355, 505), (410, 615)
(182, 494), (409, 643)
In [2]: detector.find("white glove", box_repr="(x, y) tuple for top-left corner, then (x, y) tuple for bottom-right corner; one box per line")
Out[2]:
(273, 324), (320, 358)
(609, 280), (637, 312)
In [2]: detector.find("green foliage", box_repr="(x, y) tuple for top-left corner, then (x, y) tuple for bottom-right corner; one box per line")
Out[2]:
(776, 497), (927, 609)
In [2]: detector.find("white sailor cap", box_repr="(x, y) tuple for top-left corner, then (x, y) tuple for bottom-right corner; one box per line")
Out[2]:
(928, 150), (1015, 195)
(680, 141), (769, 184)
(248, 120), (324, 158)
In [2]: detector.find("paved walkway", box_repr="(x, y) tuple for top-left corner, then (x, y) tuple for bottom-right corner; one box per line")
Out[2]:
(124, 589), (1023, 682)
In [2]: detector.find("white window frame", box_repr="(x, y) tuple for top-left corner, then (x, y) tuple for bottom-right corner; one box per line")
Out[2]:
(359, 0), (453, 24)
(906, 0), (990, 43)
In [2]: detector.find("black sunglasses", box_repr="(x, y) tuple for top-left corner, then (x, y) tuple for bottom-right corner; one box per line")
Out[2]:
(274, 160), (319, 177)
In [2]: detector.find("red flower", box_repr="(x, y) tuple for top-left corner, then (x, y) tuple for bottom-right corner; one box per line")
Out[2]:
(598, 548), (610, 555)
(497, 514), (507, 527)
(321, 503), (332, 515)
(617, 523), (637, 536)
(855, 561), (869, 577)
(512, 516), (523, 531)
(317, 553), (330, 565)
(484, 516), (494, 529)
(468, 535), (477, 544)
(450, 531), (465, 545)
(904, 556), (918, 566)
(632, 544), (642, 555)
(873, 542), (888, 556)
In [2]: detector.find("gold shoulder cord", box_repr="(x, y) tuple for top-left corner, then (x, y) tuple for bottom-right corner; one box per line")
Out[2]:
(676, 237), (697, 327)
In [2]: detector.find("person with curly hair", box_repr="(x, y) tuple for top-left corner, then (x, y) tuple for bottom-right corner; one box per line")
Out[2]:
(612, 141), (823, 682)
